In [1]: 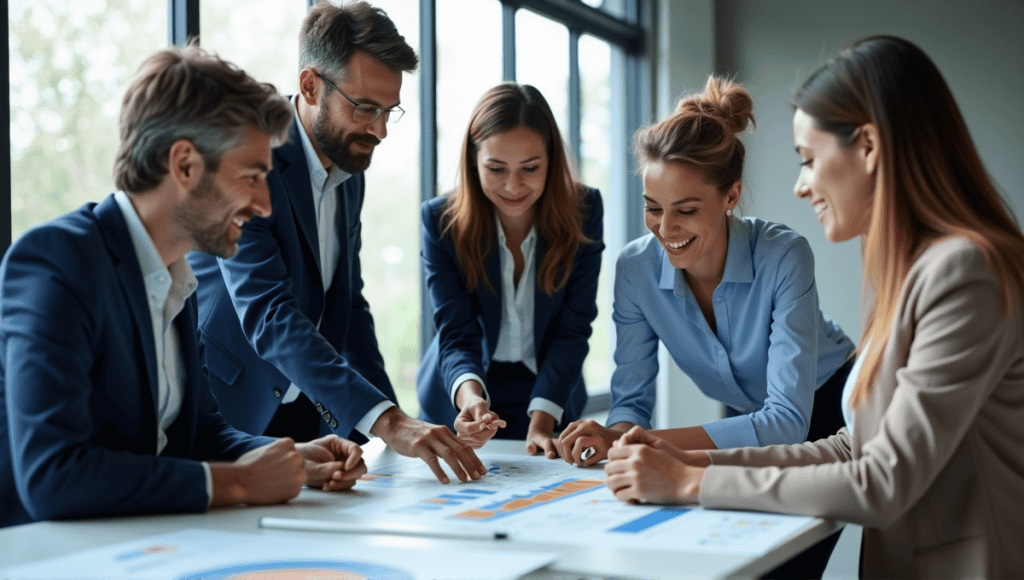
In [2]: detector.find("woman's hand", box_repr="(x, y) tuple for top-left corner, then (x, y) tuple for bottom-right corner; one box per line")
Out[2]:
(454, 399), (506, 449)
(525, 411), (559, 459)
(604, 436), (706, 505)
(556, 419), (633, 466)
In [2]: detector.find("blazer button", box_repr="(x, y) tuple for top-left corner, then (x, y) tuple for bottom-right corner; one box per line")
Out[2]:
(323, 411), (332, 421)
(273, 388), (282, 397)
(315, 403), (324, 412)
(329, 419), (338, 429)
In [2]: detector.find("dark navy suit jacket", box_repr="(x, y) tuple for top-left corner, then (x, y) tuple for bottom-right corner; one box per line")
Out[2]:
(189, 119), (396, 440)
(0, 195), (273, 528)
(416, 188), (604, 430)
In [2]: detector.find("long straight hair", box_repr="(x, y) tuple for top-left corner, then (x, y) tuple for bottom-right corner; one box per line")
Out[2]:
(442, 83), (590, 295)
(794, 36), (1024, 406)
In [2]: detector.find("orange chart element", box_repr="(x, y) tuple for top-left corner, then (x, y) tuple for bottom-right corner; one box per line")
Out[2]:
(455, 479), (603, 520)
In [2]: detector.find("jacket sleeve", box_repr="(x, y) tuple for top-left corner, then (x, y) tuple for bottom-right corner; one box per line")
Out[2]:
(529, 188), (605, 408)
(1, 232), (211, 520)
(214, 175), (390, 436)
(699, 246), (1023, 527)
(706, 427), (855, 468)
(420, 199), (487, 403)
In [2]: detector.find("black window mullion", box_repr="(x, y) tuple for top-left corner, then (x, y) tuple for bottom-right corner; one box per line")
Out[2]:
(568, 29), (582, 170)
(2, 0), (11, 255)
(502, 2), (517, 81)
(419, 0), (439, 356)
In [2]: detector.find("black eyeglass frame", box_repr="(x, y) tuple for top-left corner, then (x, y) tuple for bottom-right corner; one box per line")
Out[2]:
(316, 72), (405, 124)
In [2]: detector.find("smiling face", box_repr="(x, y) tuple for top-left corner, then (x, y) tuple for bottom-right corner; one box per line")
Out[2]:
(175, 125), (273, 258)
(311, 50), (403, 173)
(792, 108), (876, 242)
(475, 126), (549, 233)
(642, 160), (739, 282)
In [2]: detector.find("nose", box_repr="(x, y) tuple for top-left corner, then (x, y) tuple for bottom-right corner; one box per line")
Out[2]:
(252, 179), (272, 218)
(659, 211), (680, 237)
(366, 114), (387, 141)
(794, 172), (810, 199)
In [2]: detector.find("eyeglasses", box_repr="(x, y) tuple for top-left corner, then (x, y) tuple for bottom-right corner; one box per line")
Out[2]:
(316, 72), (405, 124)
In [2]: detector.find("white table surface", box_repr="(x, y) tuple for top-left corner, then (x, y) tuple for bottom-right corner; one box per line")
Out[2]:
(0, 439), (840, 580)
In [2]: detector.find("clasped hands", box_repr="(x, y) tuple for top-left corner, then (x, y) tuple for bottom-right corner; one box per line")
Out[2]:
(603, 426), (710, 505)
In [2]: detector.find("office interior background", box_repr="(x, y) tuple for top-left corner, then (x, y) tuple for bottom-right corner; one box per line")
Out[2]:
(4, 0), (1023, 575)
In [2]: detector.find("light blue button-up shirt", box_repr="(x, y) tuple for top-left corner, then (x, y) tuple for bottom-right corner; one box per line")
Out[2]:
(608, 216), (854, 448)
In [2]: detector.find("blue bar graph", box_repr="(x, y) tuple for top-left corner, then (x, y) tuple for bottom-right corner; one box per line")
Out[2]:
(609, 507), (691, 533)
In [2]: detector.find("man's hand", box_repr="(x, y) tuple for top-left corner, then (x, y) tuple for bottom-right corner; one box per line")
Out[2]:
(210, 438), (306, 506)
(524, 411), (559, 459)
(614, 425), (712, 466)
(454, 399), (506, 449)
(296, 434), (367, 491)
(556, 420), (633, 466)
(371, 407), (487, 484)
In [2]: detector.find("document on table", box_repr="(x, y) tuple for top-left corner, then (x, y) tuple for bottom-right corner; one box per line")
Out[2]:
(344, 451), (817, 555)
(0, 528), (556, 580)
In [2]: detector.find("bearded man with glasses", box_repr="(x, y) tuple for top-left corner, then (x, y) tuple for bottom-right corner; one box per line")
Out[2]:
(190, 0), (487, 485)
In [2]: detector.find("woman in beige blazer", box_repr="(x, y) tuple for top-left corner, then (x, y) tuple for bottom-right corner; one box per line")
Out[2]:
(604, 35), (1024, 579)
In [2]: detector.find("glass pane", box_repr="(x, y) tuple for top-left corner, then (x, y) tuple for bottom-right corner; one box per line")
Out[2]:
(9, 0), (164, 241)
(515, 9), (569, 138)
(436, 0), (502, 195)
(581, 0), (604, 7)
(352, 0), (422, 416)
(579, 34), (614, 394)
(200, 0), (304, 94)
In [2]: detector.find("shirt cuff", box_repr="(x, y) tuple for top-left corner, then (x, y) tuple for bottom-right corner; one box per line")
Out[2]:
(702, 415), (759, 449)
(202, 461), (213, 508)
(605, 408), (652, 430)
(527, 397), (564, 424)
(451, 373), (489, 409)
(355, 400), (396, 438)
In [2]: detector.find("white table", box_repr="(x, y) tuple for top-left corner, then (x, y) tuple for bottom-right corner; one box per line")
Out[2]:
(0, 439), (840, 579)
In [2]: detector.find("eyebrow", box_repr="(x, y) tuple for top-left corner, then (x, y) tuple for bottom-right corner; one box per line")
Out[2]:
(642, 194), (702, 205)
(354, 95), (401, 110)
(482, 156), (543, 164)
(246, 161), (272, 173)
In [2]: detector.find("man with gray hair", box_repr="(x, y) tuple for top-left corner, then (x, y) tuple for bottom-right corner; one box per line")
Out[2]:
(0, 44), (367, 529)
(190, 1), (486, 484)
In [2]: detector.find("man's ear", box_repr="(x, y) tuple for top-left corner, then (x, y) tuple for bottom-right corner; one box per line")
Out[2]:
(299, 69), (318, 106)
(859, 122), (881, 176)
(168, 138), (203, 193)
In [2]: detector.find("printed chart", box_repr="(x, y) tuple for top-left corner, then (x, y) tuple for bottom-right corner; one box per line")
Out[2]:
(0, 529), (555, 580)
(343, 452), (816, 555)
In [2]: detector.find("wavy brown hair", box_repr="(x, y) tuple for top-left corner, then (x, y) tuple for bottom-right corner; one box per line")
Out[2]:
(442, 83), (590, 295)
(794, 35), (1024, 407)
(633, 75), (755, 192)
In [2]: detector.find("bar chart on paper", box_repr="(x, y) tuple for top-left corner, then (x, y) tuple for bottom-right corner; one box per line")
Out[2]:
(342, 452), (817, 555)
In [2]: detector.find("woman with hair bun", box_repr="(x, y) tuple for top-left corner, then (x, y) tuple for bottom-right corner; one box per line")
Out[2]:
(559, 75), (853, 577)
(560, 75), (853, 463)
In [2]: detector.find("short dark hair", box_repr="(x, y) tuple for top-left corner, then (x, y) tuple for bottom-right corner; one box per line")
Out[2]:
(299, 1), (418, 80)
(113, 43), (292, 193)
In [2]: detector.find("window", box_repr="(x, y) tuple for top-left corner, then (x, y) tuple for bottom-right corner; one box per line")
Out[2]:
(9, 0), (164, 242)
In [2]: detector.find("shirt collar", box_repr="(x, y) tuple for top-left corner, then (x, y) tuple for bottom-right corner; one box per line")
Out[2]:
(658, 215), (754, 291)
(113, 190), (198, 308)
(494, 209), (538, 252)
(292, 95), (351, 198)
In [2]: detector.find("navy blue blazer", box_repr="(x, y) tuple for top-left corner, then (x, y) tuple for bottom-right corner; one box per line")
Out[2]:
(189, 118), (396, 440)
(0, 195), (273, 528)
(416, 188), (604, 430)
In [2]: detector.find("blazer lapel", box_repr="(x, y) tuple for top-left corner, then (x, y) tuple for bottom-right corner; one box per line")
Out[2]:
(277, 118), (323, 276)
(480, 246), (502, 355)
(532, 236), (558, 352)
(93, 195), (160, 410)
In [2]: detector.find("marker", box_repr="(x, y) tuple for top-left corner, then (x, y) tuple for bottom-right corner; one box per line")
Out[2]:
(581, 447), (596, 462)
(259, 516), (508, 541)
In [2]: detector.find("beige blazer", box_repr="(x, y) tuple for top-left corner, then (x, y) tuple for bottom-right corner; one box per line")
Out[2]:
(699, 237), (1024, 579)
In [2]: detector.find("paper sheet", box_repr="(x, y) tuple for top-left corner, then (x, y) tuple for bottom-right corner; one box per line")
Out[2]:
(1, 528), (557, 580)
(344, 451), (815, 555)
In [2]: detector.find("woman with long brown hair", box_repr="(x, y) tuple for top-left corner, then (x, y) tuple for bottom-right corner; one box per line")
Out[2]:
(605, 36), (1024, 578)
(416, 83), (603, 456)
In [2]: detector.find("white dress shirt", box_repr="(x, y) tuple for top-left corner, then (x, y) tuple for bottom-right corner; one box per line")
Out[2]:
(113, 191), (213, 502)
(281, 96), (394, 436)
(453, 214), (564, 423)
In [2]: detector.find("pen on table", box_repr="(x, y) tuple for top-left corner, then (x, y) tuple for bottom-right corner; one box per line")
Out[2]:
(581, 447), (596, 462)
(259, 516), (508, 541)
